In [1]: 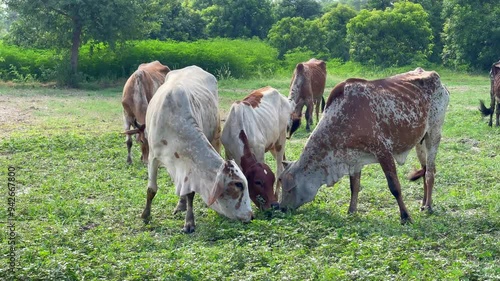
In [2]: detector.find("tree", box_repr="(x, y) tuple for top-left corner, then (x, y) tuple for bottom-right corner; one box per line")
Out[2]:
(267, 17), (327, 58)
(412, 0), (444, 63)
(318, 4), (357, 61)
(200, 0), (274, 39)
(4, 0), (155, 86)
(149, 0), (206, 41)
(346, 2), (433, 67)
(442, 0), (500, 70)
(273, 0), (323, 21)
(363, 0), (393, 10)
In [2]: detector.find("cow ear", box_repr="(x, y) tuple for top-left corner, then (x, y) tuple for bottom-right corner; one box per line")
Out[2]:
(208, 180), (225, 206)
(493, 64), (500, 77)
(208, 166), (228, 206)
(319, 61), (326, 71)
(281, 173), (296, 192)
(296, 63), (304, 73)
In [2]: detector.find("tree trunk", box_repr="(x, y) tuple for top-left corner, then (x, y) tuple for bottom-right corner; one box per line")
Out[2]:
(69, 18), (82, 87)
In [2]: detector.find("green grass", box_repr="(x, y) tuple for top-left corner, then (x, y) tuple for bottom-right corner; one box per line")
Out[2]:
(0, 69), (499, 280)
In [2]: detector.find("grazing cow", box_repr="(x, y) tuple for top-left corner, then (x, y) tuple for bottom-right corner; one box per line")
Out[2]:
(221, 86), (292, 209)
(121, 61), (170, 164)
(288, 58), (327, 138)
(237, 130), (277, 210)
(479, 60), (500, 127)
(140, 66), (253, 233)
(279, 68), (449, 224)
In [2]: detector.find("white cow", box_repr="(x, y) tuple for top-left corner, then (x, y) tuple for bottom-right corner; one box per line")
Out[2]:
(221, 86), (292, 200)
(142, 65), (253, 233)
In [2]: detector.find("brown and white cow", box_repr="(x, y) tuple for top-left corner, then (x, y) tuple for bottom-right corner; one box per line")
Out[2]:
(279, 68), (450, 224)
(287, 58), (327, 138)
(479, 60), (500, 127)
(121, 61), (170, 164)
(141, 65), (253, 233)
(221, 86), (292, 209)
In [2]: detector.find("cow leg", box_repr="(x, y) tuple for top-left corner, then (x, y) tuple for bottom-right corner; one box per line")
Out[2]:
(348, 171), (361, 214)
(270, 141), (285, 199)
(495, 101), (500, 126)
(142, 158), (159, 223)
(420, 133), (442, 213)
(488, 94), (495, 126)
(173, 196), (187, 214)
(126, 135), (133, 164)
(211, 121), (222, 153)
(314, 97), (321, 124)
(305, 100), (313, 131)
(124, 115), (134, 164)
(183, 192), (196, 234)
(415, 143), (428, 210)
(377, 153), (412, 224)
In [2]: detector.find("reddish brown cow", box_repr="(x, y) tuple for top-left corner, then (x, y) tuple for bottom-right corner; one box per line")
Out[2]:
(479, 60), (500, 127)
(287, 58), (327, 138)
(280, 68), (450, 224)
(121, 61), (170, 164)
(238, 130), (278, 210)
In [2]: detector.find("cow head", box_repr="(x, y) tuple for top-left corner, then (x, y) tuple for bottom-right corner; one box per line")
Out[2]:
(207, 160), (254, 222)
(287, 109), (302, 139)
(241, 159), (278, 211)
(279, 161), (319, 212)
(123, 120), (149, 163)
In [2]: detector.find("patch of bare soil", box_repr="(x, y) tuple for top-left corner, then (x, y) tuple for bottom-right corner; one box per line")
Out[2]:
(0, 95), (49, 139)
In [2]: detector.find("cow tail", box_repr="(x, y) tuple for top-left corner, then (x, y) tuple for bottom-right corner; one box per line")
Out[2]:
(321, 96), (325, 112)
(479, 100), (493, 117)
(408, 168), (425, 181)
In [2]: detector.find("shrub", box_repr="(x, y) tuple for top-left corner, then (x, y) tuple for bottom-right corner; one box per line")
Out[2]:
(78, 39), (280, 79)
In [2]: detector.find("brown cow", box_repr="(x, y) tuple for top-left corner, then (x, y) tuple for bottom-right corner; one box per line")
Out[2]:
(279, 68), (450, 224)
(238, 130), (278, 210)
(121, 61), (170, 164)
(287, 58), (327, 138)
(479, 60), (500, 127)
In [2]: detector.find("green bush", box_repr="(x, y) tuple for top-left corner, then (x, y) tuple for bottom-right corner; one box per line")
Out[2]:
(0, 41), (59, 82)
(0, 39), (280, 83)
(78, 39), (280, 79)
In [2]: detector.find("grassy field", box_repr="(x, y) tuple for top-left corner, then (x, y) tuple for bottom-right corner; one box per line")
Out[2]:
(0, 68), (499, 280)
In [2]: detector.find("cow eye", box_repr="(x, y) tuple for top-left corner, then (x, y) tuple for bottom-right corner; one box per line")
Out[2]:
(235, 182), (244, 190)
(255, 180), (263, 186)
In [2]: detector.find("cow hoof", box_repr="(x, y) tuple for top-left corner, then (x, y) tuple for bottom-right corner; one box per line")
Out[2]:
(127, 158), (132, 164)
(400, 216), (413, 225)
(141, 211), (151, 224)
(420, 205), (433, 214)
(173, 204), (187, 215)
(182, 224), (195, 234)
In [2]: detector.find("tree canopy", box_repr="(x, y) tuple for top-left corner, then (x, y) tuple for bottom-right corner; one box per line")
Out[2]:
(347, 2), (433, 67)
(442, 0), (500, 69)
(1, 0), (499, 86)
(4, 0), (155, 85)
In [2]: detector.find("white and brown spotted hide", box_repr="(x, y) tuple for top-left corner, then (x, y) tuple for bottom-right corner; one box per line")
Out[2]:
(288, 58), (327, 137)
(280, 68), (450, 224)
(221, 86), (292, 203)
(479, 60), (500, 126)
(142, 66), (253, 232)
(122, 61), (170, 163)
